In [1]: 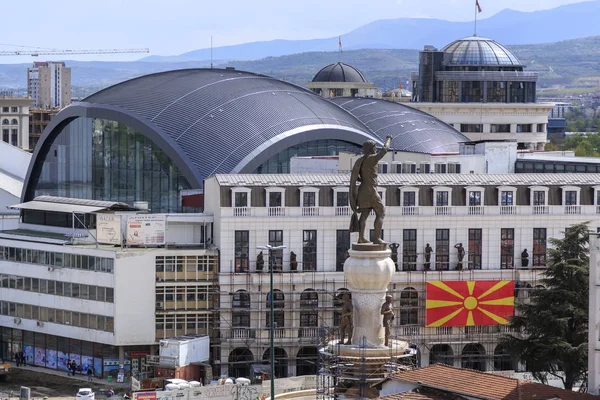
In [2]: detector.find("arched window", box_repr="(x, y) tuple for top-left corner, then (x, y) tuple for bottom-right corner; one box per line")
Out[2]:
(263, 347), (288, 378)
(229, 348), (253, 379)
(11, 119), (18, 125)
(266, 289), (285, 328)
(300, 289), (318, 308)
(400, 287), (419, 325)
(296, 347), (318, 376)
(462, 343), (486, 371)
(300, 289), (318, 329)
(233, 290), (250, 308)
(493, 345), (514, 371)
(2, 119), (8, 125)
(429, 344), (453, 366)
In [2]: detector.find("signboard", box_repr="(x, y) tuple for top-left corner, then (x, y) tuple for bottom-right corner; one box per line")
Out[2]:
(425, 280), (514, 327)
(127, 215), (166, 246)
(97, 214), (123, 245)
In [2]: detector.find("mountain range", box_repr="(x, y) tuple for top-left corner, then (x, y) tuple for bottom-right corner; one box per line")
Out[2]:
(1, 1), (600, 93)
(143, 1), (600, 62)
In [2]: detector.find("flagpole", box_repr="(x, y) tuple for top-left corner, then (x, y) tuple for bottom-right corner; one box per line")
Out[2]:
(474, 2), (477, 36)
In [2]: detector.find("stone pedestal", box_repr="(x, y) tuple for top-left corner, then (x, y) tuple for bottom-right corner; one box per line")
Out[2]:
(343, 246), (395, 348)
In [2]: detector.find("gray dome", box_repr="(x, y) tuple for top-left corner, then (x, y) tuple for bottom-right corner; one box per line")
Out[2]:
(329, 97), (470, 154)
(312, 62), (367, 83)
(441, 36), (522, 66)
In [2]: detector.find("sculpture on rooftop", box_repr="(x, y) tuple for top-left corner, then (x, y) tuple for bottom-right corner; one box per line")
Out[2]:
(349, 136), (392, 244)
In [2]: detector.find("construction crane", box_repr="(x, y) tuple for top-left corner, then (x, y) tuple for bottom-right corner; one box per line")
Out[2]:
(0, 48), (150, 57)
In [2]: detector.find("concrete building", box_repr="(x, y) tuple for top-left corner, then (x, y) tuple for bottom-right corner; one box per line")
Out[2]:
(410, 37), (553, 151)
(0, 96), (33, 150)
(27, 62), (71, 109)
(307, 63), (378, 98)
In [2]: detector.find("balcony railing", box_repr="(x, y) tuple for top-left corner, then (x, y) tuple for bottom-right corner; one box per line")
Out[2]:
(298, 327), (319, 338)
(222, 205), (600, 217)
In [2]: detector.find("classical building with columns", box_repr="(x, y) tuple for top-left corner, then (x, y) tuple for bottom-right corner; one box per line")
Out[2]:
(410, 37), (552, 151)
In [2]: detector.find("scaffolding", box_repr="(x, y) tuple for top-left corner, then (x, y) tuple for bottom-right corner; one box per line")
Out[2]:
(213, 257), (546, 389)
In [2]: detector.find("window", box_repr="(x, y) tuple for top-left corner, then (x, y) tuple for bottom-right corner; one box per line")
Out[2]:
(302, 230), (317, 271)
(233, 290), (250, 308)
(533, 191), (545, 205)
(268, 230), (283, 271)
(400, 288), (419, 325)
(303, 192), (316, 207)
(402, 229), (417, 271)
(300, 290), (318, 328)
(533, 228), (546, 267)
(565, 191), (577, 205)
(234, 192), (247, 207)
(491, 124), (510, 133)
(460, 124), (483, 133)
(233, 311), (250, 327)
(234, 231), (249, 272)
(11, 119), (18, 125)
(266, 290), (285, 327)
(2, 129), (8, 143)
(336, 230), (350, 272)
(468, 229), (482, 270)
(11, 107), (18, 113)
(436, 191), (449, 207)
(336, 191), (348, 207)
(436, 229), (450, 270)
(501, 229), (514, 269)
(501, 191), (513, 206)
(516, 124), (532, 133)
(403, 191), (416, 207)
(11, 129), (18, 146)
(2, 108), (8, 113)
(468, 191), (482, 206)
(269, 192), (282, 207)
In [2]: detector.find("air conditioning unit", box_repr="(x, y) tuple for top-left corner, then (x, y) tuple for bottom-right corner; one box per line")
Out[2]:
(13, 317), (21, 325)
(156, 302), (164, 308)
(37, 321), (44, 327)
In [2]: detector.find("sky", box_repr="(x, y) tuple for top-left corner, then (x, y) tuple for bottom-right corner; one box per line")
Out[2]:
(0, 0), (591, 63)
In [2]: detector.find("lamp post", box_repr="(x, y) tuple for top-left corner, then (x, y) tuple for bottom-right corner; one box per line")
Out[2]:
(257, 244), (286, 400)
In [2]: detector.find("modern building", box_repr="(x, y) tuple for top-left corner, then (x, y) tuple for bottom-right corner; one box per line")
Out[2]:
(410, 37), (553, 150)
(27, 62), (72, 109)
(205, 173), (600, 379)
(307, 62), (378, 98)
(0, 96), (33, 150)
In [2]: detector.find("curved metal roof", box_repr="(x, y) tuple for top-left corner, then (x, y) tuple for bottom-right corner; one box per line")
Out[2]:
(312, 62), (368, 83)
(329, 97), (470, 154)
(24, 69), (380, 197)
(441, 36), (522, 67)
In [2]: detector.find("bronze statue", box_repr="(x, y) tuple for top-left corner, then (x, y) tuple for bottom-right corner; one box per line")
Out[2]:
(424, 243), (433, 271)
(381, 294), (394, 346)
(290, 251), (298, 272)
(349, 136), (392, 244)
(256, 252), (264, 272)
(455, 243), (465, 270)
(339, 294), (353, 344)
(521, 249), (529, 268)
(389, 243), (400, 272)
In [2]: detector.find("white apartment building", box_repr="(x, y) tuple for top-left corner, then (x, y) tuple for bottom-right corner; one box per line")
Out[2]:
(0, 96), (33, 150)
(204, 173), (600, 379)
(27, 62), (71, 109)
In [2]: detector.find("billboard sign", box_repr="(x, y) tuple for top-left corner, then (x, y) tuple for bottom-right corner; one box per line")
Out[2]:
(97, 214), (123, 245)
(127, 215), (166, 246)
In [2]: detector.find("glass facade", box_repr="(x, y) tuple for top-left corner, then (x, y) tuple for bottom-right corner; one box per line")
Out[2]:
(33, 118), (191, 213)
(255, 139), (361, 174)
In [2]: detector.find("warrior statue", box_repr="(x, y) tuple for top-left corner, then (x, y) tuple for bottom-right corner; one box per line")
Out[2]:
(381, 294), (395, 346)
(349, 136), (392, 244)
(339, 294), (353, 345)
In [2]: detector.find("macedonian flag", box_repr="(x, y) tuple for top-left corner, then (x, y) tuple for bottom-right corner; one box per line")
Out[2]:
(425, 280), (514, 327)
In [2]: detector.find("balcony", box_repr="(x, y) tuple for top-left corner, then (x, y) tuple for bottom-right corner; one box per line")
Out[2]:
(221, 204), (600, 218)
(298, 327), (319, 338)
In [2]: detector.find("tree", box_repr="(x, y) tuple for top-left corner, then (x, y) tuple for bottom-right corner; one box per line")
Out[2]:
(499, 222), (589, 390)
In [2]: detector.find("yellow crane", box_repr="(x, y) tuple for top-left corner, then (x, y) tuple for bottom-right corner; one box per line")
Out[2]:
(0, 48), (149, 57)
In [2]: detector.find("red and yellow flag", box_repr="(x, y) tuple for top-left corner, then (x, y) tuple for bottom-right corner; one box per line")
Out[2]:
(425, 280), (514, 327)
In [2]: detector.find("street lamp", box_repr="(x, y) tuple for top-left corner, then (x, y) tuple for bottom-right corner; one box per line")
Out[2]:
(257, 244), (287, 400)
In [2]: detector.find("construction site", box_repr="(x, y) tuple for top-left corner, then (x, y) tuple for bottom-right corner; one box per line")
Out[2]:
(214, 257), (546, 396)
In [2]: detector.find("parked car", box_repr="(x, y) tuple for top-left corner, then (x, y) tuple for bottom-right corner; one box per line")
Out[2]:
(77, 388), (95, 400)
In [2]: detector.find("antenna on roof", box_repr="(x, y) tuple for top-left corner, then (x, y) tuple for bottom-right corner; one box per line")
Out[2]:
(474, 0), (482, 36)
(210, 36), (213, 69)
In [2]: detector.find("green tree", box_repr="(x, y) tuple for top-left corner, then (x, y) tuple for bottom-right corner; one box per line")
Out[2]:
(499, 222), (589, 390)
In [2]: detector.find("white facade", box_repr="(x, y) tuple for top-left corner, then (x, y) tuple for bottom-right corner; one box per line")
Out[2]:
(204, 173), (600, 379)
(0, 96), (33, 150)
(407, 102), (553, 151)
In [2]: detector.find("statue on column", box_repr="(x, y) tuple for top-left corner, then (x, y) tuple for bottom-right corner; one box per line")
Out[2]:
(389, 243), (400, 272)
(256, 252), (264, 272)
(339, 294), (353, 345)
(349, 136), (392, 244)
(454, 243), (465, 270)
(381, 295), (394, 346)
(424, 243), (433, 271)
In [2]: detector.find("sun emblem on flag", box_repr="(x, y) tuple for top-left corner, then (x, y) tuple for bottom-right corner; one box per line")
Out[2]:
(425, 280), (514, 327)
